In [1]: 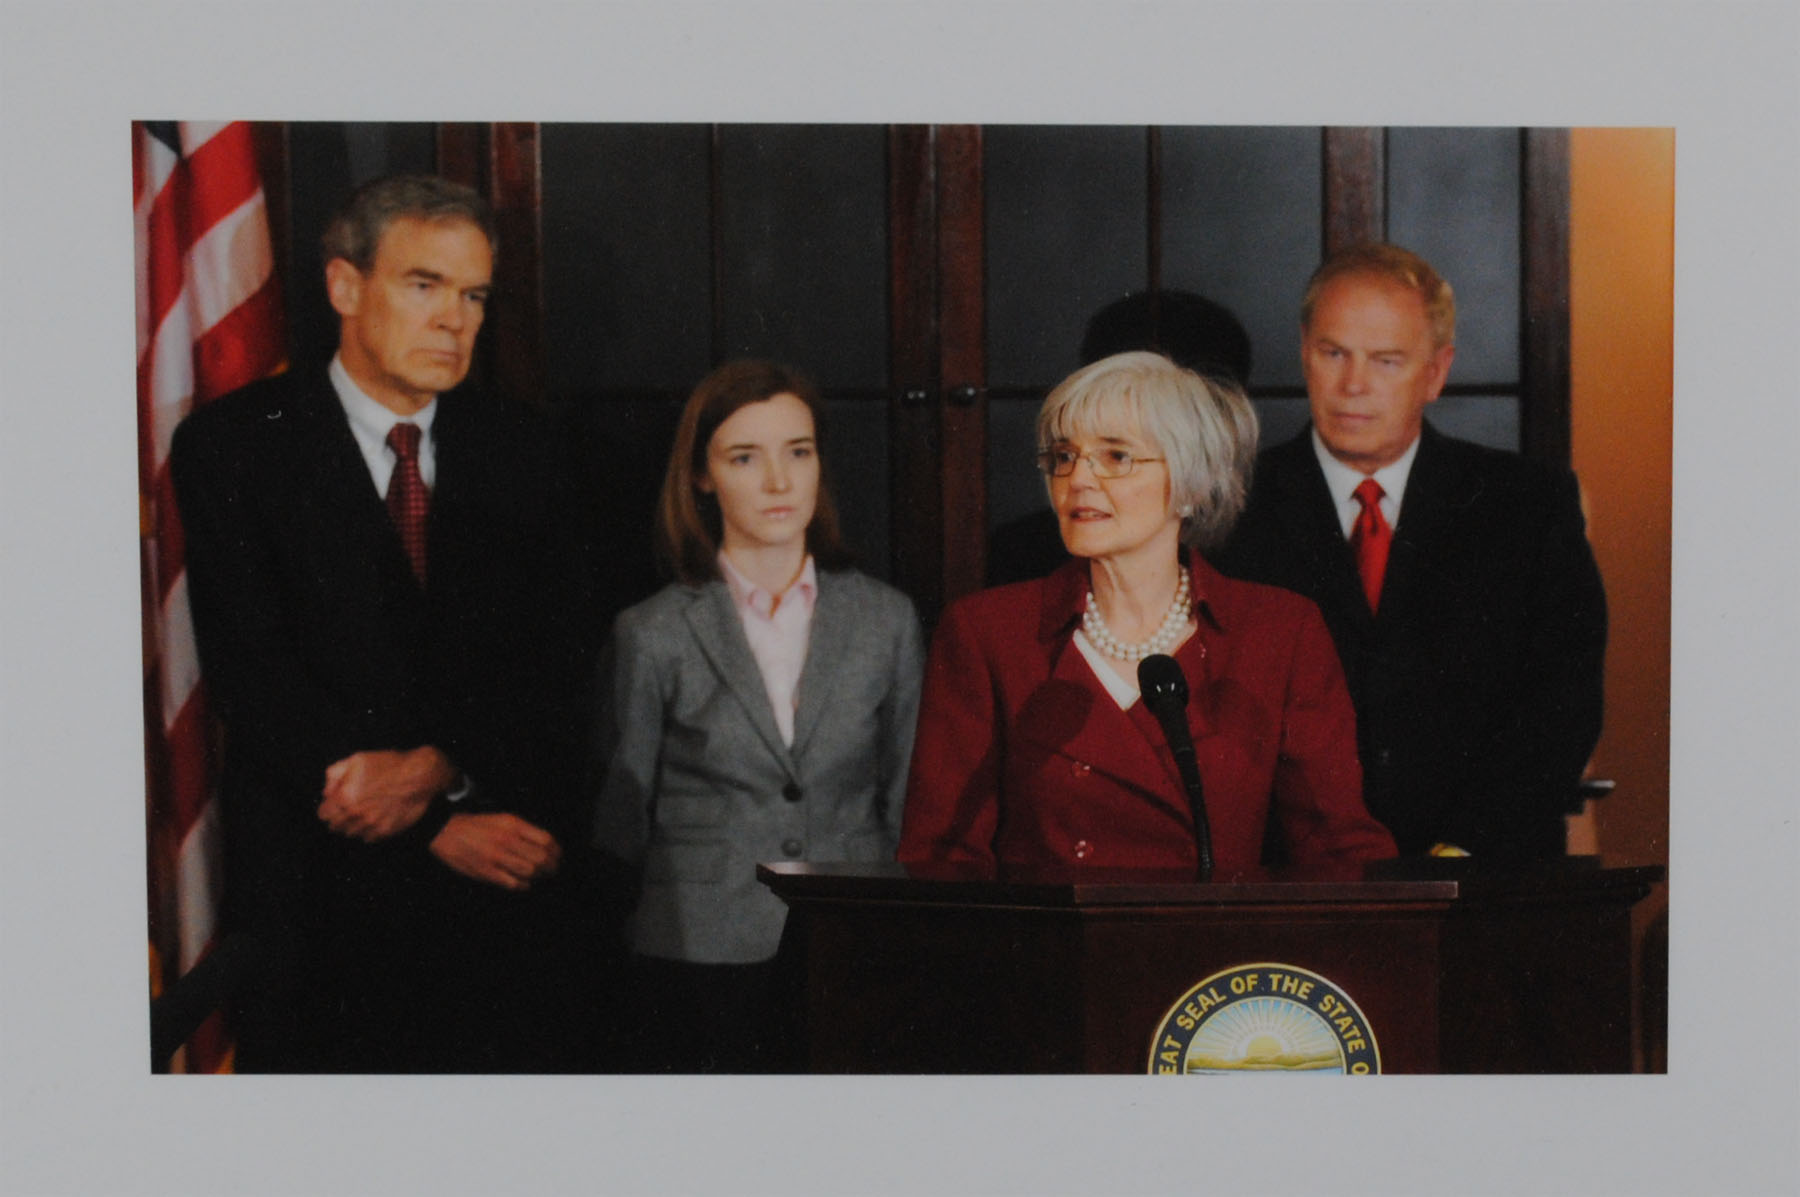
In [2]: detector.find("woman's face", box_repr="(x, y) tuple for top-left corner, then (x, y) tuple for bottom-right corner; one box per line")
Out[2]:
(1048, 413), (1179, 568)
(699, 391), (820, 556)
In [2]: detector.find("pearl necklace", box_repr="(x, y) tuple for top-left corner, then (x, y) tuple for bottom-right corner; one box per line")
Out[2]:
(1082, 568), (1192, 662)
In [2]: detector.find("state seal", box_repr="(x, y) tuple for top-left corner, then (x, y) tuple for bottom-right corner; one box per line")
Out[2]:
(1147, 962), (1381, 1074)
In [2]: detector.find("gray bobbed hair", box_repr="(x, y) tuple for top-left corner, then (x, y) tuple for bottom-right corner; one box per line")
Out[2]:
(1036, 350), (1258, 550)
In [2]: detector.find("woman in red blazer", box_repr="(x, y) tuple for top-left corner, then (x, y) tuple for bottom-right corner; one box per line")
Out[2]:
(899, 352), (1395, 874)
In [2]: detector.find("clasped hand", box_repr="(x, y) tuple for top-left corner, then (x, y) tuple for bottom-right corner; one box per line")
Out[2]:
(318, 746), (456, 841)
(428, 813), (563, 891)
(317, 747), (561, 890)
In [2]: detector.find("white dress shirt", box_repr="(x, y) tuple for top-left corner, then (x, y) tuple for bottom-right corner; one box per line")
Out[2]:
(1072, 629), (1141, 709)
(330, 354), (439, 495)
(1311, 427), (1421, 538)
(719, 553), (819, 747)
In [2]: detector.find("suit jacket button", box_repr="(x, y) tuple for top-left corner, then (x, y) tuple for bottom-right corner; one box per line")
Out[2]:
(782, 782), (803, 803)
(1073, 839), (1094, 860)
(781, 838), (804, 858)
(1071, 761), (1091, 778)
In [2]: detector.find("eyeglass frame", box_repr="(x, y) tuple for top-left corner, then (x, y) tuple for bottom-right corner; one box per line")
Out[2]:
(1034, 444), (1167, 479)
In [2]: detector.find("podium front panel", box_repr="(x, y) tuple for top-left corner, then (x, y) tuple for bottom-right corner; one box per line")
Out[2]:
(760, 861), (1658, 1074)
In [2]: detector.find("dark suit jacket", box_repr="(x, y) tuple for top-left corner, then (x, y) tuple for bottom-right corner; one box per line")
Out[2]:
(1211, 423), (1607, 858)
(169, 365), (597, 1070)
(898, 552), (1396, 873)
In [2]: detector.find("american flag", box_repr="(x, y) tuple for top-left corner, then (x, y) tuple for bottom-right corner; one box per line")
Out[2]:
(134, 120), (284, 1072)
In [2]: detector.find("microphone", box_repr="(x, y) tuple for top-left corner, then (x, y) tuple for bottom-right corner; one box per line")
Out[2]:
(1138, 653), (1214, 881)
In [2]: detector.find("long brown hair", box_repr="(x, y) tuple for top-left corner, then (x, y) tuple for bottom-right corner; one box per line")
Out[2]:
(655, 359), (854, 585)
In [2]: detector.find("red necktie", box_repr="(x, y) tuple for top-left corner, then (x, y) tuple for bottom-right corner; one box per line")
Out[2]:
(386, 423), (429, 584)
(1350, 477), (1390, 613)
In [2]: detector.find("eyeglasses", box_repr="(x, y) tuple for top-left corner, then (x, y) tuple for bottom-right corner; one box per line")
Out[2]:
(1035, 445), (1166, 479)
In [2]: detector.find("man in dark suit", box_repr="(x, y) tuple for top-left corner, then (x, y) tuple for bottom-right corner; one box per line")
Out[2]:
(1213, 243), (1606, 860)
(170, 176), (600, 1071)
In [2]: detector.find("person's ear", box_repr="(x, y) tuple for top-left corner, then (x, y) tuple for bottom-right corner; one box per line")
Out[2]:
(325, 258), (363, 319)
(1424, 342), (1456, 402)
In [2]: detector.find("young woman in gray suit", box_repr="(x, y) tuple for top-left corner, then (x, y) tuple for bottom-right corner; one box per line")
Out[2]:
(593, 359), (924, 1072)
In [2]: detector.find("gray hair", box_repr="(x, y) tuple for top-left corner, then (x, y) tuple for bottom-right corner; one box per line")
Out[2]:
(1036, 351), (1258, 550)
(320, 174), (496, 273)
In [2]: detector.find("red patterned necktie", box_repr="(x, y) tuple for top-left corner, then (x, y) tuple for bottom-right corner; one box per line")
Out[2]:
(1350, 477), (1390, 614)
(385, 422), (429, 584)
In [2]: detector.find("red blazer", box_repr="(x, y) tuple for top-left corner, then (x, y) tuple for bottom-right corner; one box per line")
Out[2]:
(899, 552), (1396, 873)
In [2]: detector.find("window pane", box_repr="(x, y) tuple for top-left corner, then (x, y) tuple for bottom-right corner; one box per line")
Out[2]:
(824, 396), (891, 579)
(986, 396), (1046, 533)
(346, 122), (435, 187)
(1161, 126), (1321, 390)
(718, 125), (888, 391)
(541, 123), (712, 395)
(1426, 395), (1519, 452)
(1387, 127), (1521, 385)
(985, 126), (1148, 389)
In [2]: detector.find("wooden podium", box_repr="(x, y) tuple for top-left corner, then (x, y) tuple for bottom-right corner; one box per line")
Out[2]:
(758, 859), (1661, 1074)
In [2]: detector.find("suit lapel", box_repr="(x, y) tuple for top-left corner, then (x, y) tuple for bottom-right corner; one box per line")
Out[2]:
(789, 573), (849, 760)
(682, 581), (797, 773)
(297, 367), (433, 594)
(1270, 432), (1373, 630)
(424, 391), (486, 598)
(1017, 636), (1192, 823)
(1382, 423), (1468, 628)
(289, 370), (420, 596)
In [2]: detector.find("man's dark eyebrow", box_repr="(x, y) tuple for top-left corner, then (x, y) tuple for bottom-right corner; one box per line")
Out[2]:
(1314, 336), (1408, 357)
(403, 267), (491, 295)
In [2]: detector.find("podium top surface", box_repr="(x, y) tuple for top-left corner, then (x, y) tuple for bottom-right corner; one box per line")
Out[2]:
(758, 858), (1664, 910)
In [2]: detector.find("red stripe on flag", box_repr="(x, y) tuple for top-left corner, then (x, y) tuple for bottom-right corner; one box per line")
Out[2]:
(150, 470), (185, 607)
(140, 188), (191, 367)
(185, 1009), (234, 1074)
(140, 124), (264, 362)
(175, 124), (262, 234)
(194, 275), (285, 401)
(132, 127), (149, 211)
(136, 119), (284, 1073)
(163, 684), (214, 833)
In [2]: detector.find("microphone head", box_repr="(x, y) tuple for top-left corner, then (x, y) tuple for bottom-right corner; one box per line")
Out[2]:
(1136, 653), (1188, 713)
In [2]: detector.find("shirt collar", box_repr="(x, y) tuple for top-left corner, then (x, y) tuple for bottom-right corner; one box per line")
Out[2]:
(330, 353), (438, 443)
(1310, 425), (1420, 514)
(718, 551), (817, 619)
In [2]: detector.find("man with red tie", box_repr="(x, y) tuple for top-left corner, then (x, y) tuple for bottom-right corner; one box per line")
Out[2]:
(171, 175), (600, 1071)
(1213, 243), (1607, 860)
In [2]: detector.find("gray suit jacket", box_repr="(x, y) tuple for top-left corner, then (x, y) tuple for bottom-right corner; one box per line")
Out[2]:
(593, 568), (924, 963)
